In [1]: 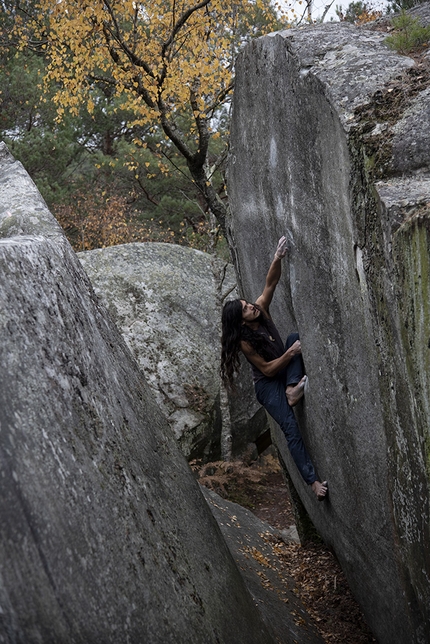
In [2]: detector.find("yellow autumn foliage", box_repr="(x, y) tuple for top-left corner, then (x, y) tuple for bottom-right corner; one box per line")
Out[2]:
(21, 1), (278, 128)
(12, 1), (284, 229)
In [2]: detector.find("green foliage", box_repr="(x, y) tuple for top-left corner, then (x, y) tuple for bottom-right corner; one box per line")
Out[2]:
(336, 1), (370, 22)
(0, 50), (88, 203)
(335, 1), (382, 24)
(386, 0), (427, 14)
(0, 47), (229, 251)
(385, 11), (430, 54)
(0, 49), (204, 229)
(1, 0), (282, 256)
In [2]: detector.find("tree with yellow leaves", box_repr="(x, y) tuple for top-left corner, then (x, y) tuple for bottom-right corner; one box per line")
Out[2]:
(11, 0), (283, 234)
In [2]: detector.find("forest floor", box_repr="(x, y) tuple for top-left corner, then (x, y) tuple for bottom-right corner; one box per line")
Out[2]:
(192, 454), (377, 644)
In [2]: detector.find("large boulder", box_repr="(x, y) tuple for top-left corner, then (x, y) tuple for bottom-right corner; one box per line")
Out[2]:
(0, 142), (276, 643)
(227, 16), (430, 644)
(78, 244), (266, 461)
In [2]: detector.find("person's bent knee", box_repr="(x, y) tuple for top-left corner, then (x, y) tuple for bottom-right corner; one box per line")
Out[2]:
(285, 332), (299, 350)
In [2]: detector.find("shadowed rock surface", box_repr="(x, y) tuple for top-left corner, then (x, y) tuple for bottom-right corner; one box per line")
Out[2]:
(0, 142), (276, 643)
(201, 486), (324, 644)
(227, 16), (430, 644)
(78, 243), (266, 461)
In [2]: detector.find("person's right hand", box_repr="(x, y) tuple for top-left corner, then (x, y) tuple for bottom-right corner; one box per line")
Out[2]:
(289, 340), (301, 356)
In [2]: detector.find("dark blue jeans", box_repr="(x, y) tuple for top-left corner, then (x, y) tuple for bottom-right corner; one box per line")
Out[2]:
(254, 333), (316, 485)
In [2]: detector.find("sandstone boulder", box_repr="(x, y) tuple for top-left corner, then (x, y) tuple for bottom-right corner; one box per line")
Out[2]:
(78, 243), (266, 461)
(0, 142), (275, 643)
(227, 17), (430, 644)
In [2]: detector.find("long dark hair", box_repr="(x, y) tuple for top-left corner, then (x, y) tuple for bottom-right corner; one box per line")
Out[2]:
(220, 299), (272, 390)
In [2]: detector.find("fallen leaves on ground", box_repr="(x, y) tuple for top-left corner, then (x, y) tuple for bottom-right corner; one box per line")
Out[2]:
(192, 453), (376, 644)
(274, 540), (376, 643)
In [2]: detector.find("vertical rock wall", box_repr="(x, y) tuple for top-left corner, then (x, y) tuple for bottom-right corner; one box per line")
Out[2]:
(227, 22), (430, 644)
(0, 142), (274, 643)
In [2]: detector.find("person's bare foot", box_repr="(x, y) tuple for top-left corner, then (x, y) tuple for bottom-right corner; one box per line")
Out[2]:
(286, 375), (307, 407)
(311, 480), (328, 501)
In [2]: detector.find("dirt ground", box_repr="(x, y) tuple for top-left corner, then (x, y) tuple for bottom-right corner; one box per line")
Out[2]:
(192, 454), (377, 644)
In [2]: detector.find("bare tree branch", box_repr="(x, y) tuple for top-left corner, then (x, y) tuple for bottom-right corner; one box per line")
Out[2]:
(321, 0), (336, 22)
(102, 0), (155, 79)
(162, 0), (211, 57)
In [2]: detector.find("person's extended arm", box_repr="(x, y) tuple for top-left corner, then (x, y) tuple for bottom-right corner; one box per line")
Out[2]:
(240, 338), (301, 378)
(255, 236), (288, 314)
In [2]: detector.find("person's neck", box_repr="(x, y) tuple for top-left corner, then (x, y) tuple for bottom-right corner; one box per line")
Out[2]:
(243, 319), (260, 331)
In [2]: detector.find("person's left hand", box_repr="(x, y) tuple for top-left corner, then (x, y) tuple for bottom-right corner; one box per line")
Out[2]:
(275, 236), (288, 259)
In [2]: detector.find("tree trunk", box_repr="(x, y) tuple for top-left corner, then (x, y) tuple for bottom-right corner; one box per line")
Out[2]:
(188, 156), (229, 237)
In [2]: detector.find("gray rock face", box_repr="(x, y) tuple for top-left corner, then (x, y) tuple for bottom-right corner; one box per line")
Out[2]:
(409, 2), (430, 23)
(227, 17), (430, 644)
(274, 23), (414, 125)
(392, 87), (430, 174)
(78, 243), (264, 461)
(0, 142), (275, 643)
(201, 486), (324, 644)
(0, 142), (65, 241)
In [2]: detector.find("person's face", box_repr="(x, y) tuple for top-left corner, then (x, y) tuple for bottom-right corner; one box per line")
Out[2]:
(240, 300), (260, 323)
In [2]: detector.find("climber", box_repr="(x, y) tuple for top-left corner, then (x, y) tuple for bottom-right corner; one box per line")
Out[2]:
(220, 236), (327, 501)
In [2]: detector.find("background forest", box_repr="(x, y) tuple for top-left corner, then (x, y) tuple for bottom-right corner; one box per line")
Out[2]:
(0, 0), (423, 257)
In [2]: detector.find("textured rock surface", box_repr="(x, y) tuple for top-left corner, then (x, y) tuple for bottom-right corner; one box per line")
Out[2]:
(0, 144), (65, 242)
(0, 142), (275, 643)
(271, 22), (414, 126)
(78, 243), (264, 461)
(227, 16), (430, 644)
(409, 2), (430, 24)
(201, 486), (324, 644)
